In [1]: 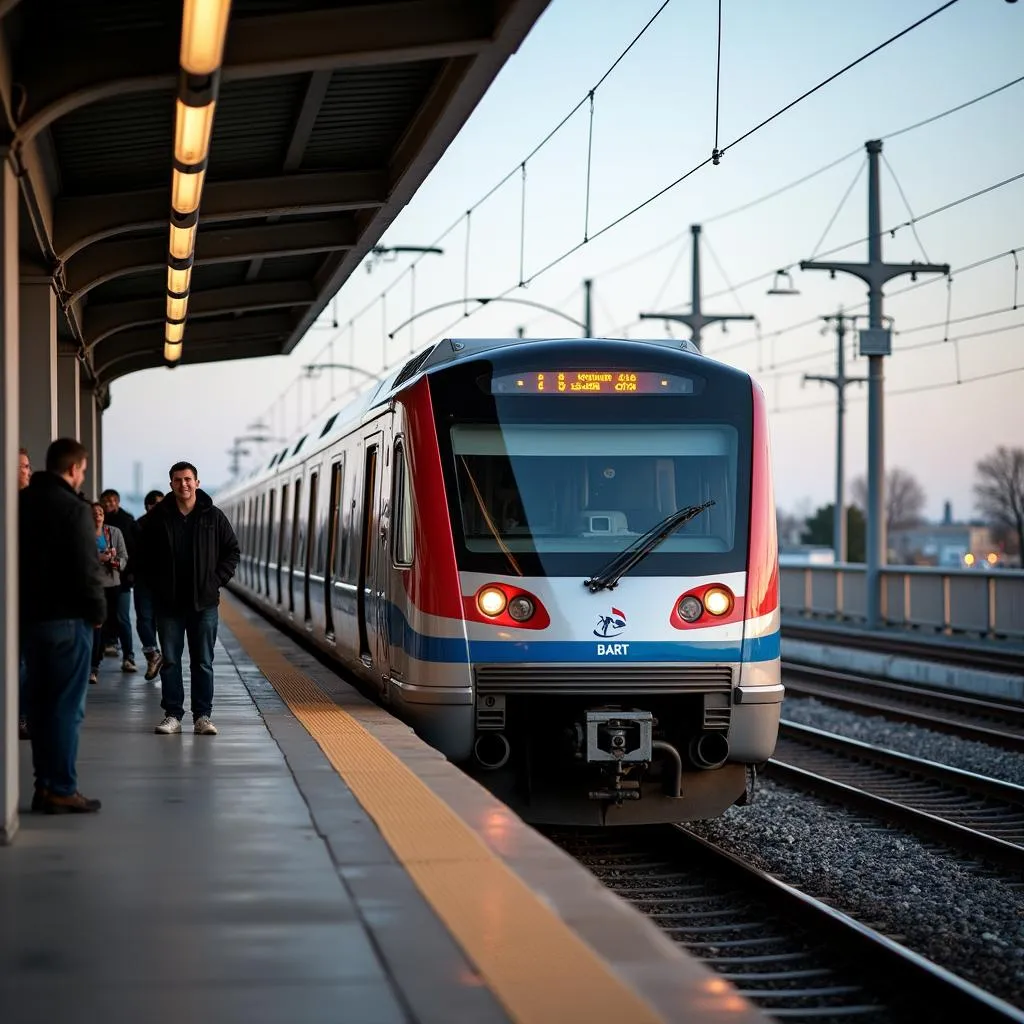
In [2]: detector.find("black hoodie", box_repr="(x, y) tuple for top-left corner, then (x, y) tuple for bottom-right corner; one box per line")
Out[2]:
(19, 472), (106, 626)
(139, 489), (240, 613)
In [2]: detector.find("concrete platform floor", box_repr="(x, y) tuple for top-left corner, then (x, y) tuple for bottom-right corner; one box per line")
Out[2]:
(0, 629), (503, 1024)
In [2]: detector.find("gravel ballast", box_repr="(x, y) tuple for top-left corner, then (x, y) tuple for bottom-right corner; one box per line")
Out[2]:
(782, 695), (1024, 787)
(687, 777), (1024, 1010)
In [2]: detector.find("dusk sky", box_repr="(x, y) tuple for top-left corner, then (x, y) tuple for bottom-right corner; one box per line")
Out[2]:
(104, 0), (1024, 523)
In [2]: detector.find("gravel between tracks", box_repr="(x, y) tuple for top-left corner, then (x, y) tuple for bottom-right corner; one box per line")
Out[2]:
(687, 778), (1024, 1010)
(782, 695), (1024, 787)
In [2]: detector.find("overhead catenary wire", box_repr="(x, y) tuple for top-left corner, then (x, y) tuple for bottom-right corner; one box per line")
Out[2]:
(242, 1), (1015, 452)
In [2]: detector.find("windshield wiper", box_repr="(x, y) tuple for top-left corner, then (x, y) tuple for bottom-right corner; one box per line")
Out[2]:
(583, 500), (715, 593)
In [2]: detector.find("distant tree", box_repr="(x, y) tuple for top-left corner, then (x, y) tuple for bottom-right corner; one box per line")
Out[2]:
(800, 504), (866, 562)
(850, 467), (926, 531)
(974, 446), (1024, 563)
(776, 507), (806, 547)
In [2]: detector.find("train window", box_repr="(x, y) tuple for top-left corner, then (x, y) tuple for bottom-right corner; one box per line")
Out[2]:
(450, 422), (738, 556)
(303, 471), (318, 623)
(289, 479), (303, 614)
(276, 483), (288, 606)
(258, 492), (268, 595)
(357, 445), (378, 660)
(392, 440), (414, 567)
(324, 459), (344, 639)
(265, 488), (275, 599)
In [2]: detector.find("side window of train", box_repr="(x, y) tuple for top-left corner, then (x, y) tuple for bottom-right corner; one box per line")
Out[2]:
(392, 439), (415, 567)
(326, 459), (344, 580)
(276, 483), (289, 605)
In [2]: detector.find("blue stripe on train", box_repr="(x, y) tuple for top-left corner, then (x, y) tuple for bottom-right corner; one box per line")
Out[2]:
(387, 602), (780, 664)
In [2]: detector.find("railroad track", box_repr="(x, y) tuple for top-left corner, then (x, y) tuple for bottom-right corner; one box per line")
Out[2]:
(769, 721), (1024, 871)
(782, 623), (1024, 677)
(782, 662), (1024, 751)
(546, 825), (1023, 1023)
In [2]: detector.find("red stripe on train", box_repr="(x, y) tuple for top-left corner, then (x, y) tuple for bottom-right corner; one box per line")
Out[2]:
(745, 378), (779, 620)
(397, 377), (464, 619)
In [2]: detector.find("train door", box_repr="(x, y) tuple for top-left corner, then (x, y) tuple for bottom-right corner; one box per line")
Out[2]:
(356, 429), (390, 686)
(387, 435), (415, 686)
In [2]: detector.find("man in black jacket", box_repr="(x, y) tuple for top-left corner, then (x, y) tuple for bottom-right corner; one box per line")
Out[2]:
(140, 461), (239, 735)
(20, 438), (106, 813)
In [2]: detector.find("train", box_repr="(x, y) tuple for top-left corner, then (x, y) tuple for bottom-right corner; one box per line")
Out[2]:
(218, 335), (783, 825)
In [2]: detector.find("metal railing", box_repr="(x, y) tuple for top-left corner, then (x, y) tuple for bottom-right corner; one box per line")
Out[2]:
(780, 564), (1024, 641)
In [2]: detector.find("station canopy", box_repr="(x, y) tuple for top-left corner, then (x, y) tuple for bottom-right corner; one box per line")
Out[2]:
(1, 0), (548, 399)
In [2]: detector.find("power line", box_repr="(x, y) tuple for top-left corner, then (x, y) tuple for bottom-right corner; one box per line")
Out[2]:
(424, 5), (964, 347)
(593, 72), (1024, 288)
(714, 0), (962, 160)
(771, 364), (1024, 414)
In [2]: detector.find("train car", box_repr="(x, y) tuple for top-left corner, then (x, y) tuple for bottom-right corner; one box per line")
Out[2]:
(219, 336), (782, 825)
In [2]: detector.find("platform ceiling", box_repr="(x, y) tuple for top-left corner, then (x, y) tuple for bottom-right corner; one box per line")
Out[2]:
(0, 0), (549, 395)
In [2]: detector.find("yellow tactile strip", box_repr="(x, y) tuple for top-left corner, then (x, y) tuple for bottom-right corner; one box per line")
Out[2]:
(220, 599), (666, 1024)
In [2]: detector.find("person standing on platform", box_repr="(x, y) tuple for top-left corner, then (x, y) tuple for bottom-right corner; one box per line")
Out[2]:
(133, 490), (165, 680)
(17, 448), (31, 741)
(88, 503), (130, 686)
(99, 488), (139, 673)
(19, 438), (105, 813)
(141, 462), (239, 736)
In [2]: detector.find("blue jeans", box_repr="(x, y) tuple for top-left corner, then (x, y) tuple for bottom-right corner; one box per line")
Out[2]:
(23, 619), (92, 796)
(134, 582), (158, 653)
(110, 589), (134, 659)
(157, 607), (219, 721)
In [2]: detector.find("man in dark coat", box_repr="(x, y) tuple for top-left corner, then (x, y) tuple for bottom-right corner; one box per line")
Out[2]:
(140, 461), (239, 736)
(20, 438), (106, 813)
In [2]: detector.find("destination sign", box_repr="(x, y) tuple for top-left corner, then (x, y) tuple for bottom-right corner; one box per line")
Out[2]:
(490, 370), (696, 395)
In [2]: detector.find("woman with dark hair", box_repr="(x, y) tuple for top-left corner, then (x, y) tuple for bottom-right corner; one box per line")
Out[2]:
(89, 502), (129, 685)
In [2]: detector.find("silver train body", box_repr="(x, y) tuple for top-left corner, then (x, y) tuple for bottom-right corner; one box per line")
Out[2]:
(219, 337), (783, 825)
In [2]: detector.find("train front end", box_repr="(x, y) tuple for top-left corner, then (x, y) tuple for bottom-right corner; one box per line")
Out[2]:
(428, 338), (782, 825)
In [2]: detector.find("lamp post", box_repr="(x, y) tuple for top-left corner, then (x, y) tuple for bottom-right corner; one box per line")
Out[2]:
(639, 225), (755, 351)
(800, 139), (949, 628)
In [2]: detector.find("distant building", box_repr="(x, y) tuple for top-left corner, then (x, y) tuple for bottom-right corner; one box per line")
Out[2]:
(889, 501), (1001, 568)
(779, 545), (836, 567)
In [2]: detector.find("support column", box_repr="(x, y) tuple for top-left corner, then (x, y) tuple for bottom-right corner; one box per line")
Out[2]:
(0, 157), (21, 844)
(18, 272), (58, 465)
(56, 343), (81, 441)
(79, 374), (98, 501)
(96, 398), (104, 493)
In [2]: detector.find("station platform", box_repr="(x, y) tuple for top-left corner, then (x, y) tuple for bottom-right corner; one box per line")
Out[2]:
(1, 595), (765, 1024)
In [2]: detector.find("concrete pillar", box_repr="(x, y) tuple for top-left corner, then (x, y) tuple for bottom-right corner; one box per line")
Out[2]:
(0, 158), (21, 844)
(96, 399), (104, 492)
(18, 272), (57, 464)
(56, 343), (81, 442)
(79, 375), (98, 501)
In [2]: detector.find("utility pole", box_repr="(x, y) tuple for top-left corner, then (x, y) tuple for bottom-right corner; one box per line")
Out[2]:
(639, 224), (754, 351)
(800, 139), (949, 628)
(803, 311), (867, 563)
(583, 278), (593, 337)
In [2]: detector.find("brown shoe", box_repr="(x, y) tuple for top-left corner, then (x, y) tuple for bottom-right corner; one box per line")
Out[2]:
(43, 791), (101, 814)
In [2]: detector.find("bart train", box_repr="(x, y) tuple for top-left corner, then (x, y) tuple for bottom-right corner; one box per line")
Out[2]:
(219, 336), (783, 825)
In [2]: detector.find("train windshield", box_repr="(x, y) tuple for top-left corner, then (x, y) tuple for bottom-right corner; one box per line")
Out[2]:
(449, 422), (740, 576)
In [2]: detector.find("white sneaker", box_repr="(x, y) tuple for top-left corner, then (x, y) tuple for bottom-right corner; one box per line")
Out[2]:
(154, 716), (182, 734)
(194, 716), (218, 736)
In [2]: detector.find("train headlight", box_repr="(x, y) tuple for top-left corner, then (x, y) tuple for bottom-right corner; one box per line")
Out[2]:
(677, 595), (703, 622)
(477, 586), (508, 617)
(703, 586), (733, 616)
(507, 595), (535, 622)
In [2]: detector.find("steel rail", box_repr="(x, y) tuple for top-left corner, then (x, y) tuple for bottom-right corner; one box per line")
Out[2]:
(782, 662), (1024, 752)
